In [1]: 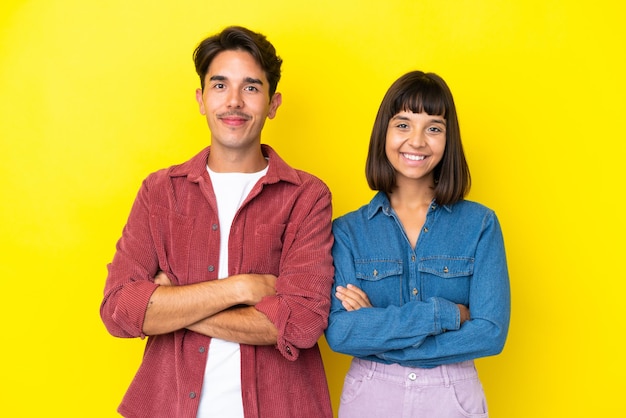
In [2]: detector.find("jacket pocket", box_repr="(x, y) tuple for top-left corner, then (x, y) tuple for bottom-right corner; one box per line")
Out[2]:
(149, 204), (195, 283)
(252, 223), (286, 274)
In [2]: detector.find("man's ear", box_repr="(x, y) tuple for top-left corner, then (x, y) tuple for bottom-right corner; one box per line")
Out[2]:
(267, 92), (282, 119)
(195, 88), (206, 115)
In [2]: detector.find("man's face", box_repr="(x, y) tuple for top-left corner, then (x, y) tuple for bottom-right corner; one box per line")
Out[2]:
(195, 49), (281, 155)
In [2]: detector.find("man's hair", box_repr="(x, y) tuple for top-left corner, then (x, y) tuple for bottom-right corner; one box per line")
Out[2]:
(193, 26), (282, 98)
(365, 71), (471, 206)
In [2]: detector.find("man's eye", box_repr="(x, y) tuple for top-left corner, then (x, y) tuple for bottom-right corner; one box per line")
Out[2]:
(244, 85), (259, 92)
(213, 83), (225, 89)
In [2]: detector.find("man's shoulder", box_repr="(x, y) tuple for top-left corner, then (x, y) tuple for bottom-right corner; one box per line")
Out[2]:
(263, 145), (330, 194)
(142, 147), (210, 185)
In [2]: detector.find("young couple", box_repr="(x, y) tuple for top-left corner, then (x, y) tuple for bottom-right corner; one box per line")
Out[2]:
(101, 25), (510, 418)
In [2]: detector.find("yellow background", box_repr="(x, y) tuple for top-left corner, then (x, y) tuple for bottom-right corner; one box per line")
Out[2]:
(1, 0), (624, 416)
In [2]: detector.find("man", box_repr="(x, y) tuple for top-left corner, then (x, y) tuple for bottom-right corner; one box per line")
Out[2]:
(101, 26), (334, 418)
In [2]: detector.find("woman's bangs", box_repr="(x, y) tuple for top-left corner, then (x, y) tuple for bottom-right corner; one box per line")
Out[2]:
(397, 84), (447, 117)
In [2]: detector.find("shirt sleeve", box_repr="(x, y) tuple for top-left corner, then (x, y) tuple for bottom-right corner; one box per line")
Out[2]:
(254, 181), (335, 361)
(325, 220), (462, 358)
(376, 211), (511, 366)
(100, 178), (160, 339)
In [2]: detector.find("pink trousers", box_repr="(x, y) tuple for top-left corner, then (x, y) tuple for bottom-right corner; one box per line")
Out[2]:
(338, 358), (488, 418)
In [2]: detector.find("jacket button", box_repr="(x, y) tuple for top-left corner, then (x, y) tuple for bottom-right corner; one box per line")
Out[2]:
(208, 265), (215, 272)
(189, 392), (196, 399)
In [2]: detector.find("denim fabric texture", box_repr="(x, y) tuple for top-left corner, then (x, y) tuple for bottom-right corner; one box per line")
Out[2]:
(326, 191), (510, 368)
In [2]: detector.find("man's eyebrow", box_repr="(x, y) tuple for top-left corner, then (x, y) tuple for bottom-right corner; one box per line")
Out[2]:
(208, 75), (263, 85)
(244, 77), (263, 85)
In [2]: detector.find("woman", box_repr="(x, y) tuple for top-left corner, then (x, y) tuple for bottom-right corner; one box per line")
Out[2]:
(326, 71), (510, 418)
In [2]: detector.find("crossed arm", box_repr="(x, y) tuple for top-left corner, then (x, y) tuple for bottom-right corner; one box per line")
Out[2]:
(335, 284), (470, 323)
(143, 272), (278, 345)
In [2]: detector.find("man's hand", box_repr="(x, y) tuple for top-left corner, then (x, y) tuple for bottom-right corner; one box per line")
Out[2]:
(335, 284), (372, 311)
(231, 273), (277, 305)
(154, 271), (172, 286)
(153, 271), (276, 306)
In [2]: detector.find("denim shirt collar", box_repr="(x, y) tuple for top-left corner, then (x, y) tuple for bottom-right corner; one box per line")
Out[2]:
(367, 191), (453, 220)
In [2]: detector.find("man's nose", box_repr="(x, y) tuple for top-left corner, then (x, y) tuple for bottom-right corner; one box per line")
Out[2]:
(227, 89), (243, 108)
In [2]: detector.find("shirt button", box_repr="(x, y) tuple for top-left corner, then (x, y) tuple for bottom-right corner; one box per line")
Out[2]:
(212, 224), (218, 231)
(208, 265), (215, 272)
(199, 346), (205, 353)
(189, 392), (196, 399)
(408, 372), (417, 381)
(412, 288), (418, 296)
(443, 267), (449, 273)
(373, 269), (378, 277)
(411, 255), (416, 262)
(285, 345), (292, 355)
(423, 227), (429, 233)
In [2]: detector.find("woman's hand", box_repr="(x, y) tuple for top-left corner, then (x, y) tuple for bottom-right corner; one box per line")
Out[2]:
(335, 284), (372, 311)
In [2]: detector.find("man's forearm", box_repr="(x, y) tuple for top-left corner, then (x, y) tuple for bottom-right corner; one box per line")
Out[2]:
(142, 279), (245, 335)
(187, 306), (278, 345)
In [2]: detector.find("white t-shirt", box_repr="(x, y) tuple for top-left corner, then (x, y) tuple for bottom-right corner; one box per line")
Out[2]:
(196, 164), (268, 418)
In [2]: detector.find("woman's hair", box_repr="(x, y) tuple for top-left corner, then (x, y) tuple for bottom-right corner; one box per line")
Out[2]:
(365, 71), (471, 206)
(193, 26), (283, 98)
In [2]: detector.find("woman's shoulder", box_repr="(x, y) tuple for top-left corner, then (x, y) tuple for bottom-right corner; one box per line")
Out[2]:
(448, 199), (495, 215)
(333, 203), (370, 227)
(444, 200), (496, 225)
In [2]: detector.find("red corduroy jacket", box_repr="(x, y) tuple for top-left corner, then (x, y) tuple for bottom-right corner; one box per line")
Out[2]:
(101, 145), (334, 418)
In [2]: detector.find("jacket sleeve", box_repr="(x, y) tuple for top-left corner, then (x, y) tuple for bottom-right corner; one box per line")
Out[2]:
(325, 219), (461, 357)
(100, 178), (160, 339)
(376, 211), (511, 366)
(254, 180), (335, 361)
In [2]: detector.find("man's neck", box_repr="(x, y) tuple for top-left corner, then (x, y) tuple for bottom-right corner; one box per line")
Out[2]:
(207, 145), (267, 173)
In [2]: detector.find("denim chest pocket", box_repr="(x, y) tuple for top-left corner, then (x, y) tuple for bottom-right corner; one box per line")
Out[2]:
(353, 259), (403, 306)
(355, 259), (403, 281)
(418, 256), (474, 304)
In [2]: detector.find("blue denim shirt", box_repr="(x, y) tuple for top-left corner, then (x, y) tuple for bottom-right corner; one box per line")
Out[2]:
(326, 192), (510, 368)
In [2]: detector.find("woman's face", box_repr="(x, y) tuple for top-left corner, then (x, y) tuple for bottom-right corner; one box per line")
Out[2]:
(385, 110), (447, 188)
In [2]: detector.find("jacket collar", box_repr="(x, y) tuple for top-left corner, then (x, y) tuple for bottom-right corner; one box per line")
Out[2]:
(168, 144), (301, 186)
